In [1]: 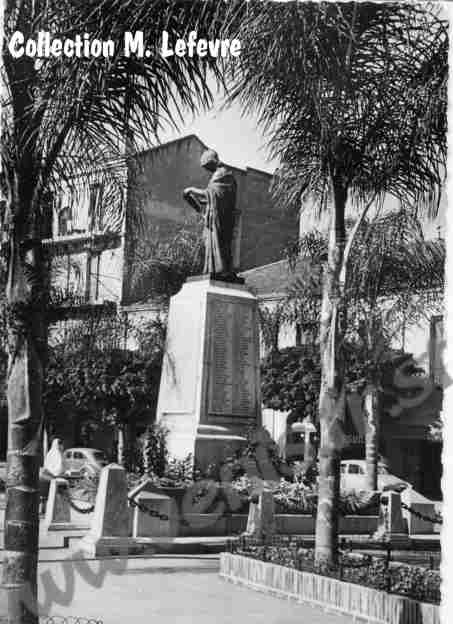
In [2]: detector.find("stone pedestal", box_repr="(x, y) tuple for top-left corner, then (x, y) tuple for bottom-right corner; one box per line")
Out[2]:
(132, 491), (179, 538)
(156, 277), (262, 471)
(245, 489), (276, 539)
(401, 488), (437, 535)
(78, 464), (137, 557)
(373, 491), (411, 546)
(44, 478), (71, 531)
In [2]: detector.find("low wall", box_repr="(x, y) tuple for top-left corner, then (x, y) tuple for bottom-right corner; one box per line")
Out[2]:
(179, 514), (378, 537)
(219, 553), (439, 624)
(68, 500), (95, 528)
(63, 505), (378, 538)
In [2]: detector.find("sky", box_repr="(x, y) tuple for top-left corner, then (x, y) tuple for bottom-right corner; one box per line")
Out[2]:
(156, 88), (279, 174)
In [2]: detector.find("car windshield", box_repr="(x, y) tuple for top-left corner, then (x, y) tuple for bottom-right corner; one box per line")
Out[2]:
(348, 464), (364, 474)
(93, 451), (107, 461)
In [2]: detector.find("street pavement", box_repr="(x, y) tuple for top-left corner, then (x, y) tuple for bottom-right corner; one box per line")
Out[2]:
(0, 554), (355, 623)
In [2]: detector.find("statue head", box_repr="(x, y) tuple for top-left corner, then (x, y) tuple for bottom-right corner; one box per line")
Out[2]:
(200, 149), (219, 172)
(50, 438), (63, 451)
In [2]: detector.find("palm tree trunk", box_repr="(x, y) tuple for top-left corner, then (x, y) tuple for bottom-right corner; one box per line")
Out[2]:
(314, 176), (347, 567)
(2, 238), (47, 624)
(364, 386), (380, 491)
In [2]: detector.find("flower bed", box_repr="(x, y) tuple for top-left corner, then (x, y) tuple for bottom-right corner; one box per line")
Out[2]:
(125, 472), (382, 518)
(227, 539), (440, 605)
(220, 553), (440, 624)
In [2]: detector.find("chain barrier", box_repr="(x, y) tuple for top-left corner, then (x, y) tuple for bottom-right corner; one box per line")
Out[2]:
(400, 501), (443, 525)
(128, 496), (169, 521)
(62, 489), (95, 514)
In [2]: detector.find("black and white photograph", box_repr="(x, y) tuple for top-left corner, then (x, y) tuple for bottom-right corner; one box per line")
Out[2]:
(0, 1), (450, 623)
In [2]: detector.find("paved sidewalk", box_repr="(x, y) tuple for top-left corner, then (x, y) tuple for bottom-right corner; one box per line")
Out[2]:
(1, 555), (353, 624)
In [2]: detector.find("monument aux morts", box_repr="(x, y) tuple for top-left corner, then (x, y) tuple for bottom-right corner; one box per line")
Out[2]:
(156, 149), (262, 469)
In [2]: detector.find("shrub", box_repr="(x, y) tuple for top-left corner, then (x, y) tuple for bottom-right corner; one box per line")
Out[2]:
(232, 541), (440, 604)
(272, 479), (317, 514)
(141, 422), (169, 477)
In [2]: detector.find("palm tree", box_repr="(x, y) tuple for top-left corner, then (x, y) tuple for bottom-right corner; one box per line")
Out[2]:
(344, 211), (444, 490)
(227, 2), (447, 564)
(1, 1), (242, 620)
(286, 210), (444, 489)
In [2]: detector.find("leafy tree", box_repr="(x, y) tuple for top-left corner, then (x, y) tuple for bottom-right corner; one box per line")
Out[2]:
(261, 347), (321, 463)
(1, 1), (242, 617)
(45, 313), (166, 467)
(228, 2), (447, 564)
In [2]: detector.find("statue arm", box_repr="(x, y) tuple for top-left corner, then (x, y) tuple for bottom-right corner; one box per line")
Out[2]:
(183, 186), (207, 213)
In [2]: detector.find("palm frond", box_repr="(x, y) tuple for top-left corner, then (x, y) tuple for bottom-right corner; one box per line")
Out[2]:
(2, 0), (245, 229)
(226, 2), (447, 217)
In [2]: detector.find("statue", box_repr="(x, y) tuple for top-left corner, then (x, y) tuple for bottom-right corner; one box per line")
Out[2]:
(40, 438), (66, 514)
(183, 149), (240, 281)
(43, 438), (66, 477)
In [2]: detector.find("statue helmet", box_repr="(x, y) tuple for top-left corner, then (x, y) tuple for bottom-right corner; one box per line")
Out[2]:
(200, 149), (219, 168)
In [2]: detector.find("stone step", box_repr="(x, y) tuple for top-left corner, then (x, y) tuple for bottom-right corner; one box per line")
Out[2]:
(71, 535), (234, 557)
(0, 526), (89, 550)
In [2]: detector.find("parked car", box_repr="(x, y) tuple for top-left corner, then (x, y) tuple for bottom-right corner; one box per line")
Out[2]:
(64, 447), (109, 478)
(340, 460), (409, 492)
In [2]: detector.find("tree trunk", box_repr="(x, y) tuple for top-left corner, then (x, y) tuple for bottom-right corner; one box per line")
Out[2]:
(364, 386), (380, 491)
(2, 239), (47, 623)
(314, 175), (347, 567)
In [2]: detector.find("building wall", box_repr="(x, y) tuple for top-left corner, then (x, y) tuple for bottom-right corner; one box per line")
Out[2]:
(128, 136), (211, 241)
(239, 168), (298, 270)
(50, 242), (123, 304)
(121, 303), (167, 351)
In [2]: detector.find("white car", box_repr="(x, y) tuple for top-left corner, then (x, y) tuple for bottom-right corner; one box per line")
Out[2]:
(64, 447), (108, 478)
(340, 460), (409, 492)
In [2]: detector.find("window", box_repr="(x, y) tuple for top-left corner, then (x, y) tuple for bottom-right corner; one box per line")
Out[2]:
(73, 452), (84, 460)
(348, 464), (364, 474)
(340, 464), (346, 474)
(64, 451), (72, 459)
(89, 253), (101, 301)
(58, 205), (72, 236)
(295, 323), (302, 346)
(93, 451), (107, 461)
(88, 183), (104, 232)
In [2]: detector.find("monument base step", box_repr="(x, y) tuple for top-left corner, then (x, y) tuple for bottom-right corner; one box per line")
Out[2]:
(76, 535), (233, 557)
(45, 522), (90, 532)
(384, 534), (412, 548)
